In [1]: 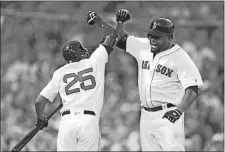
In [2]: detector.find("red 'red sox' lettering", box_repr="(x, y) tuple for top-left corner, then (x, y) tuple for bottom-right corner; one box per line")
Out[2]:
(156, 64), (173, 77)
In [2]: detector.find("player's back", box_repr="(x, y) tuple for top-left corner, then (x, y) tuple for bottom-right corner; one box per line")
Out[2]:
(56, 45), (108, 115)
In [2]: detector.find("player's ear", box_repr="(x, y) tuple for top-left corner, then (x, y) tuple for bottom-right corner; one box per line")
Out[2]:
(165, 35), (171, 42)
(86, 52), (90, 58)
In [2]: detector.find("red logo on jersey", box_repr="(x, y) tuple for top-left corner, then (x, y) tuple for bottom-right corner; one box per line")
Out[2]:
(142, 60), (150, 70)
(156, 64), (173, 77)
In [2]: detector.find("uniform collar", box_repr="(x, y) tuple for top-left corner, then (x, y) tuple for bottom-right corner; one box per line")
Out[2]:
(153, 43), (181, 57)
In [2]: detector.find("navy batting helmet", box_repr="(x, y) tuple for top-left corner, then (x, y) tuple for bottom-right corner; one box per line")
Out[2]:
(146, 18), (174, 38)
(62, 41), (89, 63)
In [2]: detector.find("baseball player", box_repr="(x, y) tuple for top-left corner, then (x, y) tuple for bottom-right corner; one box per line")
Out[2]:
(114, 9), (203, 151)
(34, 12), (118, 151)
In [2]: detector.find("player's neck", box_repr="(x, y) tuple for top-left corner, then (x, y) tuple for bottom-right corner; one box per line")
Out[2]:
(153, 42), (174, 59)
(163, 42), (173, 51)
(153, 42), (173, 55)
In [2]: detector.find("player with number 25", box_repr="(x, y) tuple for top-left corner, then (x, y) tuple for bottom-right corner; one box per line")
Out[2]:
(34, 11), (118, 151)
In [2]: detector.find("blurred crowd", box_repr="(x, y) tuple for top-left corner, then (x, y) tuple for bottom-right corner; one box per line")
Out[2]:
(1, 1), (224, 151)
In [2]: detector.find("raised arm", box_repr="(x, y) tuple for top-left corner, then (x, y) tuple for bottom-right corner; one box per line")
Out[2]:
(86, 11), (119, 55)
(86, 11), (116, 37)
(115, 9), (131, 40)
(114, 21), (128, 50)
(86, 10), (131, 51)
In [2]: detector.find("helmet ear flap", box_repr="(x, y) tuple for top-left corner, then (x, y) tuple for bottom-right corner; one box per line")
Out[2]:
(80, 49), (90, 59)
(85, 51), (89, 58)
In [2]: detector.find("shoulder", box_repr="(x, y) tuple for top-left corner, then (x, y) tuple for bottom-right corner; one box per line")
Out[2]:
(89, 44), (108, 63)
(127, 36), (150, 51)
(171, 44), (192, 60)
(52, 66), (63, 78)
(53, 64), (71, 76)
(98, 44), (108, 52)
(91, 44), (107, 54)
(177, 47), (193, 61)
(127, 35), (149, 44)
(91, 44), (108, 58)
(172, 44), (197, 68)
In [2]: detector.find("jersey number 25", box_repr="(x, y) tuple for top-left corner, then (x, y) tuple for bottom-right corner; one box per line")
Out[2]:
(63, 68), (96, 95)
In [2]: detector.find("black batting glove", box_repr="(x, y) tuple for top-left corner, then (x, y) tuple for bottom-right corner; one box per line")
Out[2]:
(116, 9), (131, 23)
(36, 116), (48, 130)
(86, 11), (101, 25)
(162, 108), (183, 123)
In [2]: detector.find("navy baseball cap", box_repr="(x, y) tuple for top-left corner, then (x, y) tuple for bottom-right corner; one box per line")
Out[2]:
(145, 18), (174, 37)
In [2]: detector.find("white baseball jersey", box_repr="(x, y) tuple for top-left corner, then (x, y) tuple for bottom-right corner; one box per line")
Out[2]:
(40, 44), (108, 115)
(126, 36), (203, 107)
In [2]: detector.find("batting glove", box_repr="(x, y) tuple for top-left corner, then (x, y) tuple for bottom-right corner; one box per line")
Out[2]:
(162, 108), (183, 123)
(86, 11), (101, 25)
(116, 9), (131, 23)
(36, 116), (48, 130)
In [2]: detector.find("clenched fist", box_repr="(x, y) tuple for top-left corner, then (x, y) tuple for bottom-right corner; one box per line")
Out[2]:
(116, 9), (132, 23)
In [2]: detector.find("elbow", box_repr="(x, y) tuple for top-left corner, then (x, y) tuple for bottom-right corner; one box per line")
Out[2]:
(35, 99), (39, 106)
(35, 94), (48, 105)
(192, 90), (198, 99)
(35, 95), (41, 105)
(184, 87), (199, 102)
(116, 34), (128, 50)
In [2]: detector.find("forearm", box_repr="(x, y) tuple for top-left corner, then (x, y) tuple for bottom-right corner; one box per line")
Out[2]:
(177, 87), (198, 113)
(115, 22), (127, 40)
(95, 16), (116, 36)
(35, 95), (48, 117)
(95, 16), (127, 39)
(114, 22), (128, 50)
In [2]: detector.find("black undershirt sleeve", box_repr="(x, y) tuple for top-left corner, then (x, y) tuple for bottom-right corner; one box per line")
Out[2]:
(116, 34), (128, 50)
(186, 85), (199, 95)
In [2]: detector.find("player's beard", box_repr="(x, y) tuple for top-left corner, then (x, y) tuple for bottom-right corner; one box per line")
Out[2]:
(150, 38), (161, 53)
(151, 44), (160, 53)
(150, 40), (169, 53)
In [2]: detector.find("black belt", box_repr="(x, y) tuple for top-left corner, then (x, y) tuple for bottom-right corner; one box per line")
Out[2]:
(62, 110), (95, 116)
(141, 103), (175, 112)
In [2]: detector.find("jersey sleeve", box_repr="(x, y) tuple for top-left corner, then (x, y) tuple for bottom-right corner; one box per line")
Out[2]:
(126, 36), (149, 60)
(89, 44), (108, 65)
(40, 70), (60, 102)
(177, 51), (203, 89)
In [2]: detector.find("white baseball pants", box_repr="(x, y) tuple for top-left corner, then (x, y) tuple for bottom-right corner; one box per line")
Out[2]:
(57, 111), (100, 151)
(140, 106), (185, 151)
